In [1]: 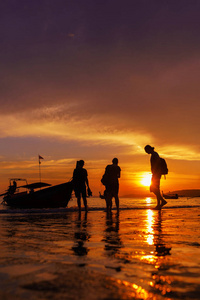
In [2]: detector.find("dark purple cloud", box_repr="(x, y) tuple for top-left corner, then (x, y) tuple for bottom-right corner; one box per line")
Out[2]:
(0, 0), (200, 146)
(1, 0), (200, 56)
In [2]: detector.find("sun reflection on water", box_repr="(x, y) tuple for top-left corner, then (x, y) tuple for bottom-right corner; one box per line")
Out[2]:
(145, 197), (152, 204)
(137, 210), (173, 297)
(116, 279), (153, 300)
(146, 209), (154, 246)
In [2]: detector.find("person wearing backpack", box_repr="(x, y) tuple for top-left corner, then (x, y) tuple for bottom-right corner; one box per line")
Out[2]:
(102, 158), (121, 214)
(144, 145), (167, 209)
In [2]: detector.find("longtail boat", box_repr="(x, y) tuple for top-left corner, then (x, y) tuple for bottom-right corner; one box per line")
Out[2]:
(1, 178), (73, 208)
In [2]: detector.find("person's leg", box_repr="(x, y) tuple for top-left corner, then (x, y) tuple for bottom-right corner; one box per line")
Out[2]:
(160, 193), (167, 207)
(154, 189), (167, 208)
(108, 199), (112, 213)
(106, 193), (112, 213)
(151, 174), (163, 209)
(114, 195), (119, 214)
(105, 198), (110, 212)
(77, 196), (81, 212)
(81, 186), (88, 212)
(103, 190), (109, 212)
(83, 197), (88, 212)
(156, 179), (167, 207)
(153, 191), (161, 209)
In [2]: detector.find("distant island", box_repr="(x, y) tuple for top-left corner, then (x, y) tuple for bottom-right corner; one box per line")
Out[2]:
(122, 189), (200, 198)
(168, 189), (200, 198)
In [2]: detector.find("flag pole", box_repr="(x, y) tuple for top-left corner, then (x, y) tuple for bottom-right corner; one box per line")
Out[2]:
(38, 155), (44, 183)
(38, 155), (41, 183)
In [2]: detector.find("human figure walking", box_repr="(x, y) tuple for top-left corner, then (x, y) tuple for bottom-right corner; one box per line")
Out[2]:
(103, 158), (121, 214)
(73, 160), (91, 213)
(144, 145), (167, 209)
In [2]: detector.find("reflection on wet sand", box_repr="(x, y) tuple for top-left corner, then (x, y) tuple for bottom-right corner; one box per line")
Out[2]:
(71, 212), (90, 256)
(144, 210), (172, 254)
(103, 212), (122, 257)
(153, 211), (171, 257)
(143, 210), (172, 296)
(0, 206), (199, 300)
(102, 212), (123, 272)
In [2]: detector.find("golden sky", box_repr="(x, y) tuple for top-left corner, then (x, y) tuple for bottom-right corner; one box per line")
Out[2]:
(0, 1), (200, 195)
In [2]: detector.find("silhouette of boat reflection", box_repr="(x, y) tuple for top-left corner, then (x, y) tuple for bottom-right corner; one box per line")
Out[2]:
(1, 178), (73, 209)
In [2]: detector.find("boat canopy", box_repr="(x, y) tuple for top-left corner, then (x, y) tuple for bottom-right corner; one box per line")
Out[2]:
(20, 182), (51, 190)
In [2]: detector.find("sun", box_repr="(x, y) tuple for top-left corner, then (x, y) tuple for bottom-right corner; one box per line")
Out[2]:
(140, 173), (152, 187)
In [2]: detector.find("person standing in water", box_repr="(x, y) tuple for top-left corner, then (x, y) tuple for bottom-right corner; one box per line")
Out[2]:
(144, 145), (167, 209)
(73, 160), (91, 213)
(103, 158), (121, 214)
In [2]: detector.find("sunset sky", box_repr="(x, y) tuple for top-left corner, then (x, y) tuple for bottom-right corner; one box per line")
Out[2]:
(0, 0), (200, 196)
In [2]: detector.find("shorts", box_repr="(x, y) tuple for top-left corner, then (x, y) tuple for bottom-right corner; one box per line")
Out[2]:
(150, 174), (161, 194)
(74, 186), (87, 198)
(106, 183), (119, 197)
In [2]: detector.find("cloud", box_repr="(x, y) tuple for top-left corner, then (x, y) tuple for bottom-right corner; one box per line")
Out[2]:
(0, 101), (200, 163)
(1, 52), (199, 144)
(0, 105), (150, 147)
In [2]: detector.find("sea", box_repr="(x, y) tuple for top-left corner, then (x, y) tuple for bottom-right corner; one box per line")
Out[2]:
(0, 196), (200, 300)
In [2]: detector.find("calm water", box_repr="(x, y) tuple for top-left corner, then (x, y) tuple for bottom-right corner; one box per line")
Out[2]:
(0, 197), (200, 299)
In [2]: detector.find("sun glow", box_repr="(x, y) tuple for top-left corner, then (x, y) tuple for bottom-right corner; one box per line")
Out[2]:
(141, 174), (152, 187)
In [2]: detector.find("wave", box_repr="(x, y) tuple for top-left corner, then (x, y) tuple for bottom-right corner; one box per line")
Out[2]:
(0, 205), (200, 215)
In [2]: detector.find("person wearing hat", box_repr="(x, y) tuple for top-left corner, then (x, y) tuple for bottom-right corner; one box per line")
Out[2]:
(144, 145), (167, 209)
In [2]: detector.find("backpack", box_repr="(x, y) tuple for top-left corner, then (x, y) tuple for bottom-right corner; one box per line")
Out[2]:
(160, 158), (168, 175)
(101, 173), (108, 186)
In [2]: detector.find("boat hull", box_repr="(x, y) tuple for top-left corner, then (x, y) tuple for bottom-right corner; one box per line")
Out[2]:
(3, 181), (73, 208)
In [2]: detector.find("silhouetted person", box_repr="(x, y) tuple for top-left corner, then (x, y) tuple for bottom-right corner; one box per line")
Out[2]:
(73, 160), (90, 213)
(144, 145), (167, 209)
(104, 158), (121, 214)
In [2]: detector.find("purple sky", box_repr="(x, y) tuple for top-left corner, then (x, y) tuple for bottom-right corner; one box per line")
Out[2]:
(0, 1), (200, 193)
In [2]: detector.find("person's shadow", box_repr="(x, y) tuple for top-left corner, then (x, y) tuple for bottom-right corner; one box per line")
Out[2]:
(71, 212), (90, 256)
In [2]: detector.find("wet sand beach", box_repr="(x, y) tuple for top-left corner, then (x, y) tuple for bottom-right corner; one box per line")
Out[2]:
(0, 197), (200, 300)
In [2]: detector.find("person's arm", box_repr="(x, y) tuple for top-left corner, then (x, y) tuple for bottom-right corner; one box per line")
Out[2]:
(85, 170), (89, 187)
(85, 170), (92, 196)
(118, 167), (121, 178)
(72, 169), (76, 180)
(85, 176), (89, 187)
(151, 153), (160, 174)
